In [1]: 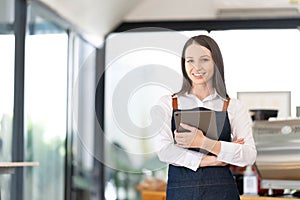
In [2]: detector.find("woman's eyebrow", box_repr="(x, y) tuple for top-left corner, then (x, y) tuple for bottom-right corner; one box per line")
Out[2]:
(200, 55), (210, 58)
(185, 55), (210, 59)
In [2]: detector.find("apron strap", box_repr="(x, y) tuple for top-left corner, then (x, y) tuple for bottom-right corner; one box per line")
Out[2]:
(171, 94), (178, 110)
(222, 98), (231, 111)
(172, 95), (230, 111)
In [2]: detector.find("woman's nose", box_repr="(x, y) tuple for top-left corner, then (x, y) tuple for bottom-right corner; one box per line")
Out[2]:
(192, 63), (202, 71)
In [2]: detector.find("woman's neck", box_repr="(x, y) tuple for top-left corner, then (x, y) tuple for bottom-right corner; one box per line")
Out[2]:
(190, 84), (214, 101)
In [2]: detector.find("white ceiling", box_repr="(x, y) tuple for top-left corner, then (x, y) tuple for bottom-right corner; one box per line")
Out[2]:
(17, 0), (300, 45)
(214, 0), (299, 8)
(125, 0), (300, 21)
(35, 0), (143, 46)
(213, 0), (300, 19)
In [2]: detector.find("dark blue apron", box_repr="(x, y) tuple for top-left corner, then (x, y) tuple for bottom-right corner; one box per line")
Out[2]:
(166, 99), (240, 200)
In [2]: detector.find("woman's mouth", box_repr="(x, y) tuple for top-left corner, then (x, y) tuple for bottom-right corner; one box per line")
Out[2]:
(192, 72), (206, 78)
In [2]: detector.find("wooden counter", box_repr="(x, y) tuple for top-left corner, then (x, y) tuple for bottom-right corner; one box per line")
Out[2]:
(241, 196), (297, 200)
(0, 162), (39, 174)
(0, 162), (39, 200)
(0, 162), (39, 167)
(139, 190), (166, 200)
(138, 190), (297, 200)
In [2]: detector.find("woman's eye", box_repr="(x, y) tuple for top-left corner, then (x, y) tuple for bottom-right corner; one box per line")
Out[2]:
(200, 58), (209, 62)
(186, 60), (193, 63)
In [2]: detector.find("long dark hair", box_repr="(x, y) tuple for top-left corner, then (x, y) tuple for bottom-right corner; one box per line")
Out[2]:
(176, 35), (228, 99)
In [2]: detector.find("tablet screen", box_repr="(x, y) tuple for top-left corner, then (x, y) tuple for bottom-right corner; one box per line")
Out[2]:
(174, 110), (219, 140)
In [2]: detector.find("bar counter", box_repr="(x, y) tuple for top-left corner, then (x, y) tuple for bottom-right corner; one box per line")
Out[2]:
(138, 190), (299, 200)
(0, 162), (39, 200)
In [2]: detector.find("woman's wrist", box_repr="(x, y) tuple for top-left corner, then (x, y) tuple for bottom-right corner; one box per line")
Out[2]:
(201, 137), (221, 155)
(199, 155), (227, 167)
(195, 131), (205, 147)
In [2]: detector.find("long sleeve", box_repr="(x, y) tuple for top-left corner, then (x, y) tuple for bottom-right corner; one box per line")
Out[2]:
(154, 95), (203, 171)
(217, 99), (257, 166)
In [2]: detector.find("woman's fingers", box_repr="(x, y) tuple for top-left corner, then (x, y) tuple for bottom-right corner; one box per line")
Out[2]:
(174, 126), (204, 148)
(174, 130), (190, 147)
(200, 155), (228, 167)
(232, 136), (245, 144)
(179, 123), (196, 132)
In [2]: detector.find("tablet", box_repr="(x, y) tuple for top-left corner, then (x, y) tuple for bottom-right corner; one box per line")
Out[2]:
(174, 110), (219, 140)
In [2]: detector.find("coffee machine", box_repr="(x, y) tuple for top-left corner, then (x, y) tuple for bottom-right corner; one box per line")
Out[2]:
(253, 118), (300, 196)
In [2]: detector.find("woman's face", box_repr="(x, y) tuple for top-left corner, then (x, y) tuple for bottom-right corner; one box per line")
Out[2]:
(184, 43), (214, 87)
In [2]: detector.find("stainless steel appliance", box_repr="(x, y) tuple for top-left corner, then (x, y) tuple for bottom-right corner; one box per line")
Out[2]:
(253, 119), (300, 190)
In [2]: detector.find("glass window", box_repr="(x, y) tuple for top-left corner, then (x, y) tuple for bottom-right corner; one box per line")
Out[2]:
(0, 33), (15, 200)
(70, 35), (100, 199)
(2, 2), (102, 200)
(23, 14), (68, 200)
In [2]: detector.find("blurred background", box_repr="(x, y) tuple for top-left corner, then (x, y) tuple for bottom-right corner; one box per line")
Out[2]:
(1, 0), (300, 199)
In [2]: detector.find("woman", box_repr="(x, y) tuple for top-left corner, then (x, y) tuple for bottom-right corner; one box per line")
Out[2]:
(156, 35), (257, 199)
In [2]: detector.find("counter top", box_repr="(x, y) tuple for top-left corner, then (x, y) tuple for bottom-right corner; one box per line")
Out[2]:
(0, 162), (39, 167)
(137, 190), (299, 200)
(241, 195), (298, 200)
(0, 162), (39, 174)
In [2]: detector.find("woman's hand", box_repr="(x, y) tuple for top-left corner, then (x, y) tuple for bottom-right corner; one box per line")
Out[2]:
(199, 136), (245, 167)
(200, 155), (227, 167)
(232, 136), (244, 144)
(174, 123), (205, 148)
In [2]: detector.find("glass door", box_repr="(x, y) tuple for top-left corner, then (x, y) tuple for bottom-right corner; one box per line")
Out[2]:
(1, 1), (103, 199)
(23, 8), (68, 200)
(0, 23), (15, 200)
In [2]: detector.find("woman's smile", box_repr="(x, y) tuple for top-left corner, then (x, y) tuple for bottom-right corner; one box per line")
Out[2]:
(192, 71), (206, 78)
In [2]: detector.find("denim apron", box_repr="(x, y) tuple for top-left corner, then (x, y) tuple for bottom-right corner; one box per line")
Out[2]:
(166, 97), (240, 200)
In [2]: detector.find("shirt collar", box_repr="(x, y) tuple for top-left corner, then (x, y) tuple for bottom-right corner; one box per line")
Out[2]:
(184, 89), (227, 102)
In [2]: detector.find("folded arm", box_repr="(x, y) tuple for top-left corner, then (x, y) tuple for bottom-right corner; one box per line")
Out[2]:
(199, 136), (244, 167)
(174, 99), (257, 167)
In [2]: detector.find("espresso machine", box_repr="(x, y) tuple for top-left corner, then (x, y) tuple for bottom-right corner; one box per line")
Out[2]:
(253, 118), (300, 196)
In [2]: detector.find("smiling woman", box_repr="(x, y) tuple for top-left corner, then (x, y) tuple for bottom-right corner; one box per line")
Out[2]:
(104, 28), (300, 199)
(155, 34), (256, 200)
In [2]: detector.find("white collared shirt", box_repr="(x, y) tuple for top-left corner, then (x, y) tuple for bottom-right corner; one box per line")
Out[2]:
(155, 91), (257, 171)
